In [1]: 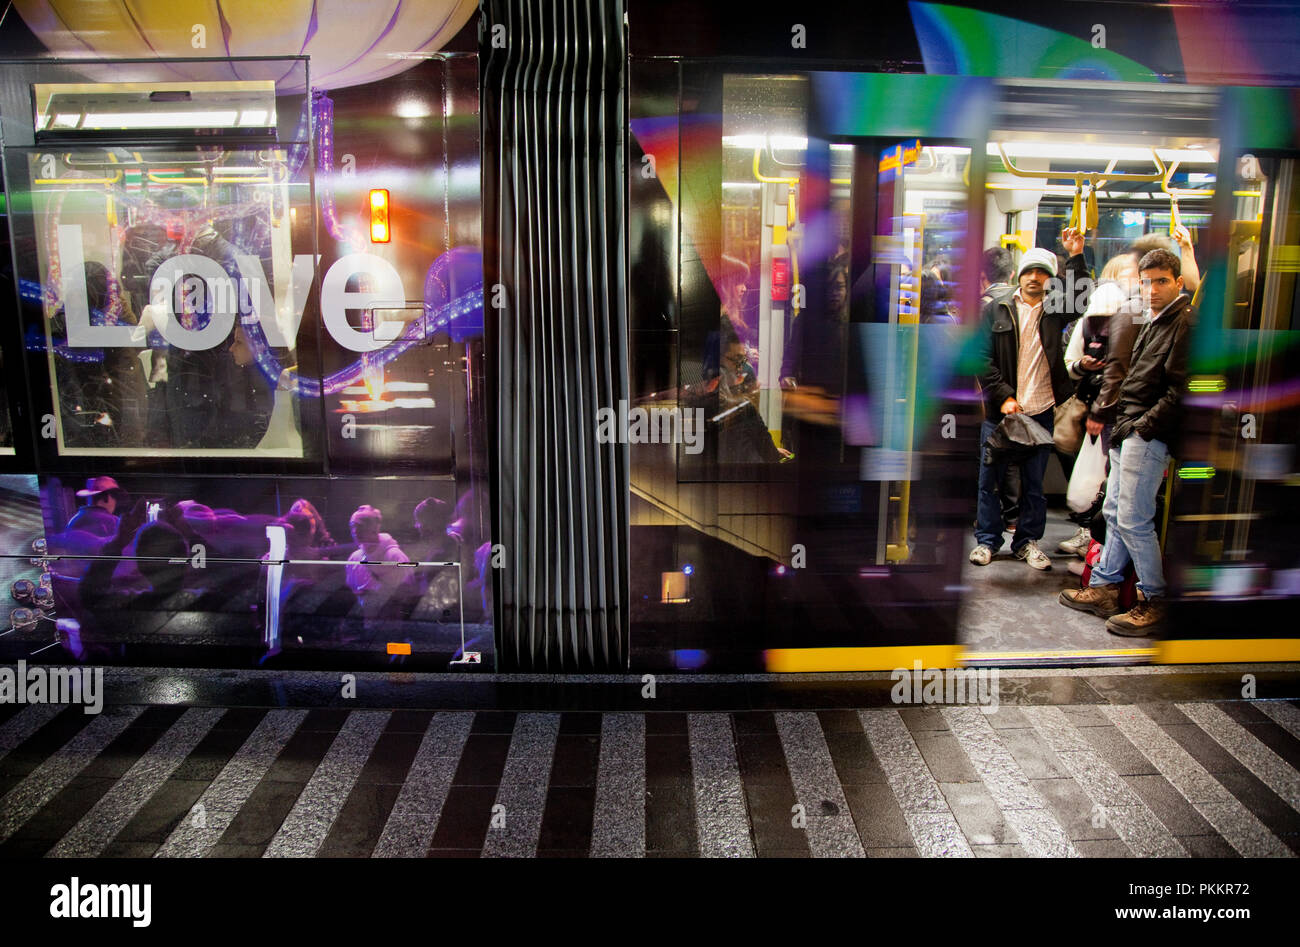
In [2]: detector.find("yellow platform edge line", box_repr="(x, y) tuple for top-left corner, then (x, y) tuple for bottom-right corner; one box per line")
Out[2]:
(764, 645), (964, 672)
(1156, 639), (1300, 664)
(964, 648), (1157, 661)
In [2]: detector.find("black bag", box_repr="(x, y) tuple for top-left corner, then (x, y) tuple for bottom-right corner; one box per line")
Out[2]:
(983, 412), (1054, 466)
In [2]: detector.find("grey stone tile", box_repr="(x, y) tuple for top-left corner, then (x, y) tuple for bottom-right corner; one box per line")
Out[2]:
(687, 714), (752, 858)
(1058, 705), (1111, 728)
(1177, 834), (1239, 858)
(940, 781), (1018, 846)
(904, 811), (974, 858)
(980, 706), (1032, 730)
(1075, 839), (1134, 857)
(1122, 775), (1215, 836)
(1032, 778), (1118, 842)
(0, 705), (64, 758)
(1193, 802), (1292, 858)
(996, 728), (1070, 779)
(972, 843), (1027, 857)
(591, 714), (644, 858)
(912, 731), (981, 783)
(1256, 700), (1300, 740)
(897, 707), (949, 733)
(775, 713), (863, 858)
(482, 713), (560, 858)
(865, 846), (919, 858)
(372, 712), (472, 858)
(841, 783), (914, 849)
(859, 711), (949, 814)
(1080, 725), (1159, 776)
(1001, 807), (1079, 857)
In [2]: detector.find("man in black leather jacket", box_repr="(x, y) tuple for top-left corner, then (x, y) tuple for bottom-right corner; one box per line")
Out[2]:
(971, 229), (1088, 570)
(1061, 248), (1191, 635)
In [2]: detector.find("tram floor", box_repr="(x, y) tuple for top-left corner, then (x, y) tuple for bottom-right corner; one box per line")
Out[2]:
(958, 508), (1157, 656)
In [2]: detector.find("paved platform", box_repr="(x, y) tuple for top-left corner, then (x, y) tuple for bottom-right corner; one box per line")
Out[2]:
(0, 665), (1297, 858)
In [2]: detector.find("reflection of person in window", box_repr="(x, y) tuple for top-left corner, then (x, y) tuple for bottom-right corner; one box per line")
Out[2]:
(345, 505), (410, 614)
(684, 320), (791, 463)
(50, 261), (147, 447)
(126, 187), (273, 449)
(66, 476), (125, 538)
(75, 500), (222, 655)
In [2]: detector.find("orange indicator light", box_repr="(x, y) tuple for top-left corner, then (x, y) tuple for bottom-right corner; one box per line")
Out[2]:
(369, 188), (390, 242)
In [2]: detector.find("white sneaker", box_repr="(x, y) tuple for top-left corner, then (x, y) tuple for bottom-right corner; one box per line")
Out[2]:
(1067, 559), (1085, 577)
(1015, 540), (1052, 571)
(1058, 527), (1091, 558)
(969, 545), (993, 566)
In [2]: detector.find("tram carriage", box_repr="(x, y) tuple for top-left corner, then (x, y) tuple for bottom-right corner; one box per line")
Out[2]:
(0, 1), (1298, 672)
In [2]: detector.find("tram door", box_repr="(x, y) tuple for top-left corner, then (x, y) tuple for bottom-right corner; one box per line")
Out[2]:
(959, 80), (1222, 664)
(1161, 87), (1300, 664)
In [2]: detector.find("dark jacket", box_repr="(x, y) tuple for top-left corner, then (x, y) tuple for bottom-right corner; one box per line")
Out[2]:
(1111, 294), (1192, 448)
(976, 253), (1086, 420)
(1088, 303), (1142, 426)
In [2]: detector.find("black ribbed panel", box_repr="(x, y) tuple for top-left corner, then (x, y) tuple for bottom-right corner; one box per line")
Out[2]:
(481, 0), (629, 670)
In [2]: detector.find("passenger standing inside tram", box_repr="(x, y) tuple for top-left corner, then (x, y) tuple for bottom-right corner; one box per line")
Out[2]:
(1057, 252), (1144, 558)
(979, 248), (1020, 533)
(970, 229), (1087, 570)
(1060, 248), (1191, 634)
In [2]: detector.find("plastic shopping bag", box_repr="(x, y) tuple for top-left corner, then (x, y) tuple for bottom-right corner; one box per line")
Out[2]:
(1067, 433), (1107, 513)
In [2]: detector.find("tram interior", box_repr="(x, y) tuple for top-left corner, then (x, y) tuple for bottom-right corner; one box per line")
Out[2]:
(960, 130), (1223, 661)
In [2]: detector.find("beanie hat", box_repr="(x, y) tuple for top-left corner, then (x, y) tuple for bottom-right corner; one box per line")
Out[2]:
(1017, 247), (1058, 279)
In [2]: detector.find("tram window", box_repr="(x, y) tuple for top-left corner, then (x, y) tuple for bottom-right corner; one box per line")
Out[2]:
(5, 145), (319, 459)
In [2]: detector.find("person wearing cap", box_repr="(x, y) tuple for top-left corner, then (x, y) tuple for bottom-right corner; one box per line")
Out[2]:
(971, 229), (1088, 570)
(66, 476), (126, 538)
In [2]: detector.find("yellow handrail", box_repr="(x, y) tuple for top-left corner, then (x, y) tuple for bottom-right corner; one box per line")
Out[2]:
(995, 143), (1166, 184)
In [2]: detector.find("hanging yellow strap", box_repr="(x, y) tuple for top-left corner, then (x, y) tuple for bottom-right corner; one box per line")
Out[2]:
(1068, 183), (1082, 231)
(1169, 199), (1181, 236)
(1085, 183), (1098, 232)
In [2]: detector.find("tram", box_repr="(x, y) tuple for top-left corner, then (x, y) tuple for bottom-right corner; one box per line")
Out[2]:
(0, 1), (1298, 673)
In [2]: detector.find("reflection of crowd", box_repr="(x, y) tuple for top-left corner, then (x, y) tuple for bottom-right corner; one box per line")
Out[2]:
(52, 479), (490, 657)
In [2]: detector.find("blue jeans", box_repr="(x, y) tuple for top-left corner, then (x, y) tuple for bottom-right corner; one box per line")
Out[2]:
(975, 408), (1053, 553)
(1089, 434), (1169, 599)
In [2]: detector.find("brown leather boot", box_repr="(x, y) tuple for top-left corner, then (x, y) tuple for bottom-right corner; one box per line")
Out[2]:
(1106, 594), (1167, 637)
(1059, 583), (1121, 618)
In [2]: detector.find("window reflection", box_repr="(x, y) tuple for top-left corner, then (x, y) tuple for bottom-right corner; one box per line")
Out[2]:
(21, 146), (307, 457)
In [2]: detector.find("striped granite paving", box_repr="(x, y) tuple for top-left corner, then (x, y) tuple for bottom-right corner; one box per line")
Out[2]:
(0, 700), (1297, 858)
(1101, 704), (1293, 858)
(372, 712), (474, 857)
(942, 707), (1078, 857)
(0, 706), (143, 845)
(263, 711), (390, 858)
(47, 707), (224, 858)
(1021, 706), (1185, 857)
(859, 710), (972, 858)
(481, 713), (561, 857)
(155, 709), (308, 858)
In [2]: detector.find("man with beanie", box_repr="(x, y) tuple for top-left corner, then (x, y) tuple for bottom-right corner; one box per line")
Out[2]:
(971, 229), (1087, 570)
